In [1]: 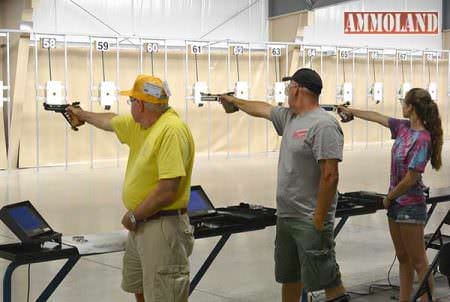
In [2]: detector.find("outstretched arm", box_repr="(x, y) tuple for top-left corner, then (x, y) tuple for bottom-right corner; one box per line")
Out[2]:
(220, 95), (273, 120)
(338, 106), (390, 128)
(67, 106), (116, 132)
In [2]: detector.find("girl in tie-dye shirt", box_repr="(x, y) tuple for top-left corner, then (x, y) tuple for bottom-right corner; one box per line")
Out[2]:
(388, 118), (431, 207)
(338, 88), (443, 302)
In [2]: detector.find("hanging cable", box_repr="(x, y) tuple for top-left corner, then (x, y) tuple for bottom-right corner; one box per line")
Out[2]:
(274, 56), (279, 82)
(278, 56), (281, 82)
(194, 53), (199, 82)
(199, 0), (260, 39)
(386, 255), (397, 287)
(342, 57), (346, 83)
(48, 48), (53, 81)
(372, 55), (376, 82)
(68, 0), (137, 46)
(277, 56), (280, 81)
(401, 59), (405, 83)
(400, 54), (406, 83)
(369, 254), (400, 290)
(235, 53), (240, 82)
(151, 51), (154, 76)
(69, 0), (121, 35)
(101, 50), (106, 82)
(348, 254), (399, 297)
(27, 264), (31, 302)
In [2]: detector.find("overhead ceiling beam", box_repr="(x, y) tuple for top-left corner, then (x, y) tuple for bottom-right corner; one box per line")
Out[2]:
(311, 0), (353, 9)
(269, 0), (353, 18)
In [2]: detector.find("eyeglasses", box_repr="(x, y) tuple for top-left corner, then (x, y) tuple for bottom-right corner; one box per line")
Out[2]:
(284, 82), (298, 95)
(127, 98), (137, 105)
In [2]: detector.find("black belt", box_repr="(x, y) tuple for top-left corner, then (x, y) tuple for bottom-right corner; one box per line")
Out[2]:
(142, 208), (187, 222)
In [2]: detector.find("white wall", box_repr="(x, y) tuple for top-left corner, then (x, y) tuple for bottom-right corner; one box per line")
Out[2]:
(32, 0), (268, 41)
(303, 0), (442, 49)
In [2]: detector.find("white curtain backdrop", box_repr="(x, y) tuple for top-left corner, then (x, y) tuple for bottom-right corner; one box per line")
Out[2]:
(33, 0), (268, 41)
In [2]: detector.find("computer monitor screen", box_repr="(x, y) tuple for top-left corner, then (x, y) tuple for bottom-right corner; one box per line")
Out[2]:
(188, 186), (215, 215)
(7, 205), (51, 237)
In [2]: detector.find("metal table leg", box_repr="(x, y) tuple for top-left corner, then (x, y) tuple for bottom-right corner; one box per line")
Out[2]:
(425, 202), (437, 225)
(189, 234), (231, 295)
(334, 216), (349, 238)
(37, 255), (80, 301)
(3, 262), (18, 302)
(2, 255), (80, 302)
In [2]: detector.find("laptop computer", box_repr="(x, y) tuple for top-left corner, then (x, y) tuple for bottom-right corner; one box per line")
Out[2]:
(188, 185), (218, 218)
(187, 186), (276, 234)
(188, 185), (254, 232)
(0, 200), (62, 245)
(188, 186), (276, 221)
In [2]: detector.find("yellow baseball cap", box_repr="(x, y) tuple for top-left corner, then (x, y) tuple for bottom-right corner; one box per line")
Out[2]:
(119, 74), (170, 104)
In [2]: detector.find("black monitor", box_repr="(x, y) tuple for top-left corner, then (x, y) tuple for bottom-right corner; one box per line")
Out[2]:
(0, 201), (57, 245)
(188, 186), (216, 217)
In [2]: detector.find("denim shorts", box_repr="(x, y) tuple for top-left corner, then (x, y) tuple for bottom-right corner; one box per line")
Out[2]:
(387, 202), (427, 224)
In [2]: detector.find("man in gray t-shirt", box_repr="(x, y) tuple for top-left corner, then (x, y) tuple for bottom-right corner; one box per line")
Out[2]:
(271, 105), (343, 222)
(221, 68), (348, 302)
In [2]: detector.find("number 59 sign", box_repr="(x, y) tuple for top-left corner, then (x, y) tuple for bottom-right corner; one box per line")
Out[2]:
(95, 40), (110, 52)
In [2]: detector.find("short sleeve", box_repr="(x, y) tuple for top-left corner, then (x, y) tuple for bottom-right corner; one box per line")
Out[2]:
(157, 128), (189, 179)
(408, 137), (430, 173)
(310, 125), (344, 162)
(111, 114), (136, 145)
(270, 106), (292, 136)
(388, 118), (409, 139)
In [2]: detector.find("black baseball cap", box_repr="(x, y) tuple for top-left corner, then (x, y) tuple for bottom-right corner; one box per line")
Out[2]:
(282, 68), (323, 96)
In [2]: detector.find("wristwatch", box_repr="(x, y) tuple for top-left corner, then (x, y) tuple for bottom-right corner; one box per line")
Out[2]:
(127, 211), (137, 226)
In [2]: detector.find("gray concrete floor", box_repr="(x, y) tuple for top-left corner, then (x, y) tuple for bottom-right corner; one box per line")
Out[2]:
(0, 146), (448, 301)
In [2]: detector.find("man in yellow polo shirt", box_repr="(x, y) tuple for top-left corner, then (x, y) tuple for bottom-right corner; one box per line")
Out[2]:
(67, 74), (195, 302)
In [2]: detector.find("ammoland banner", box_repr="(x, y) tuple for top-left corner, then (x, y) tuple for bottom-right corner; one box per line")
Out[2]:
(344, 12), (438, 34)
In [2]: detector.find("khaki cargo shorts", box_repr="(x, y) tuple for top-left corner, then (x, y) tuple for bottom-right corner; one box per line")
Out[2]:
(274, 217), (342, 292)
(121, 213), (194, 302)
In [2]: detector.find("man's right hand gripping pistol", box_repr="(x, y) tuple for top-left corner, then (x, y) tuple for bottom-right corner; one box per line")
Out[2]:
(200, 92), (239, 113)
(43, 102), (85, 131)
(64, 103), (85, 131)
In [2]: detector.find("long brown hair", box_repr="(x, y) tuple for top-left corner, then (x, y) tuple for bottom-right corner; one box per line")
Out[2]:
(404, 88), (443, 170)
